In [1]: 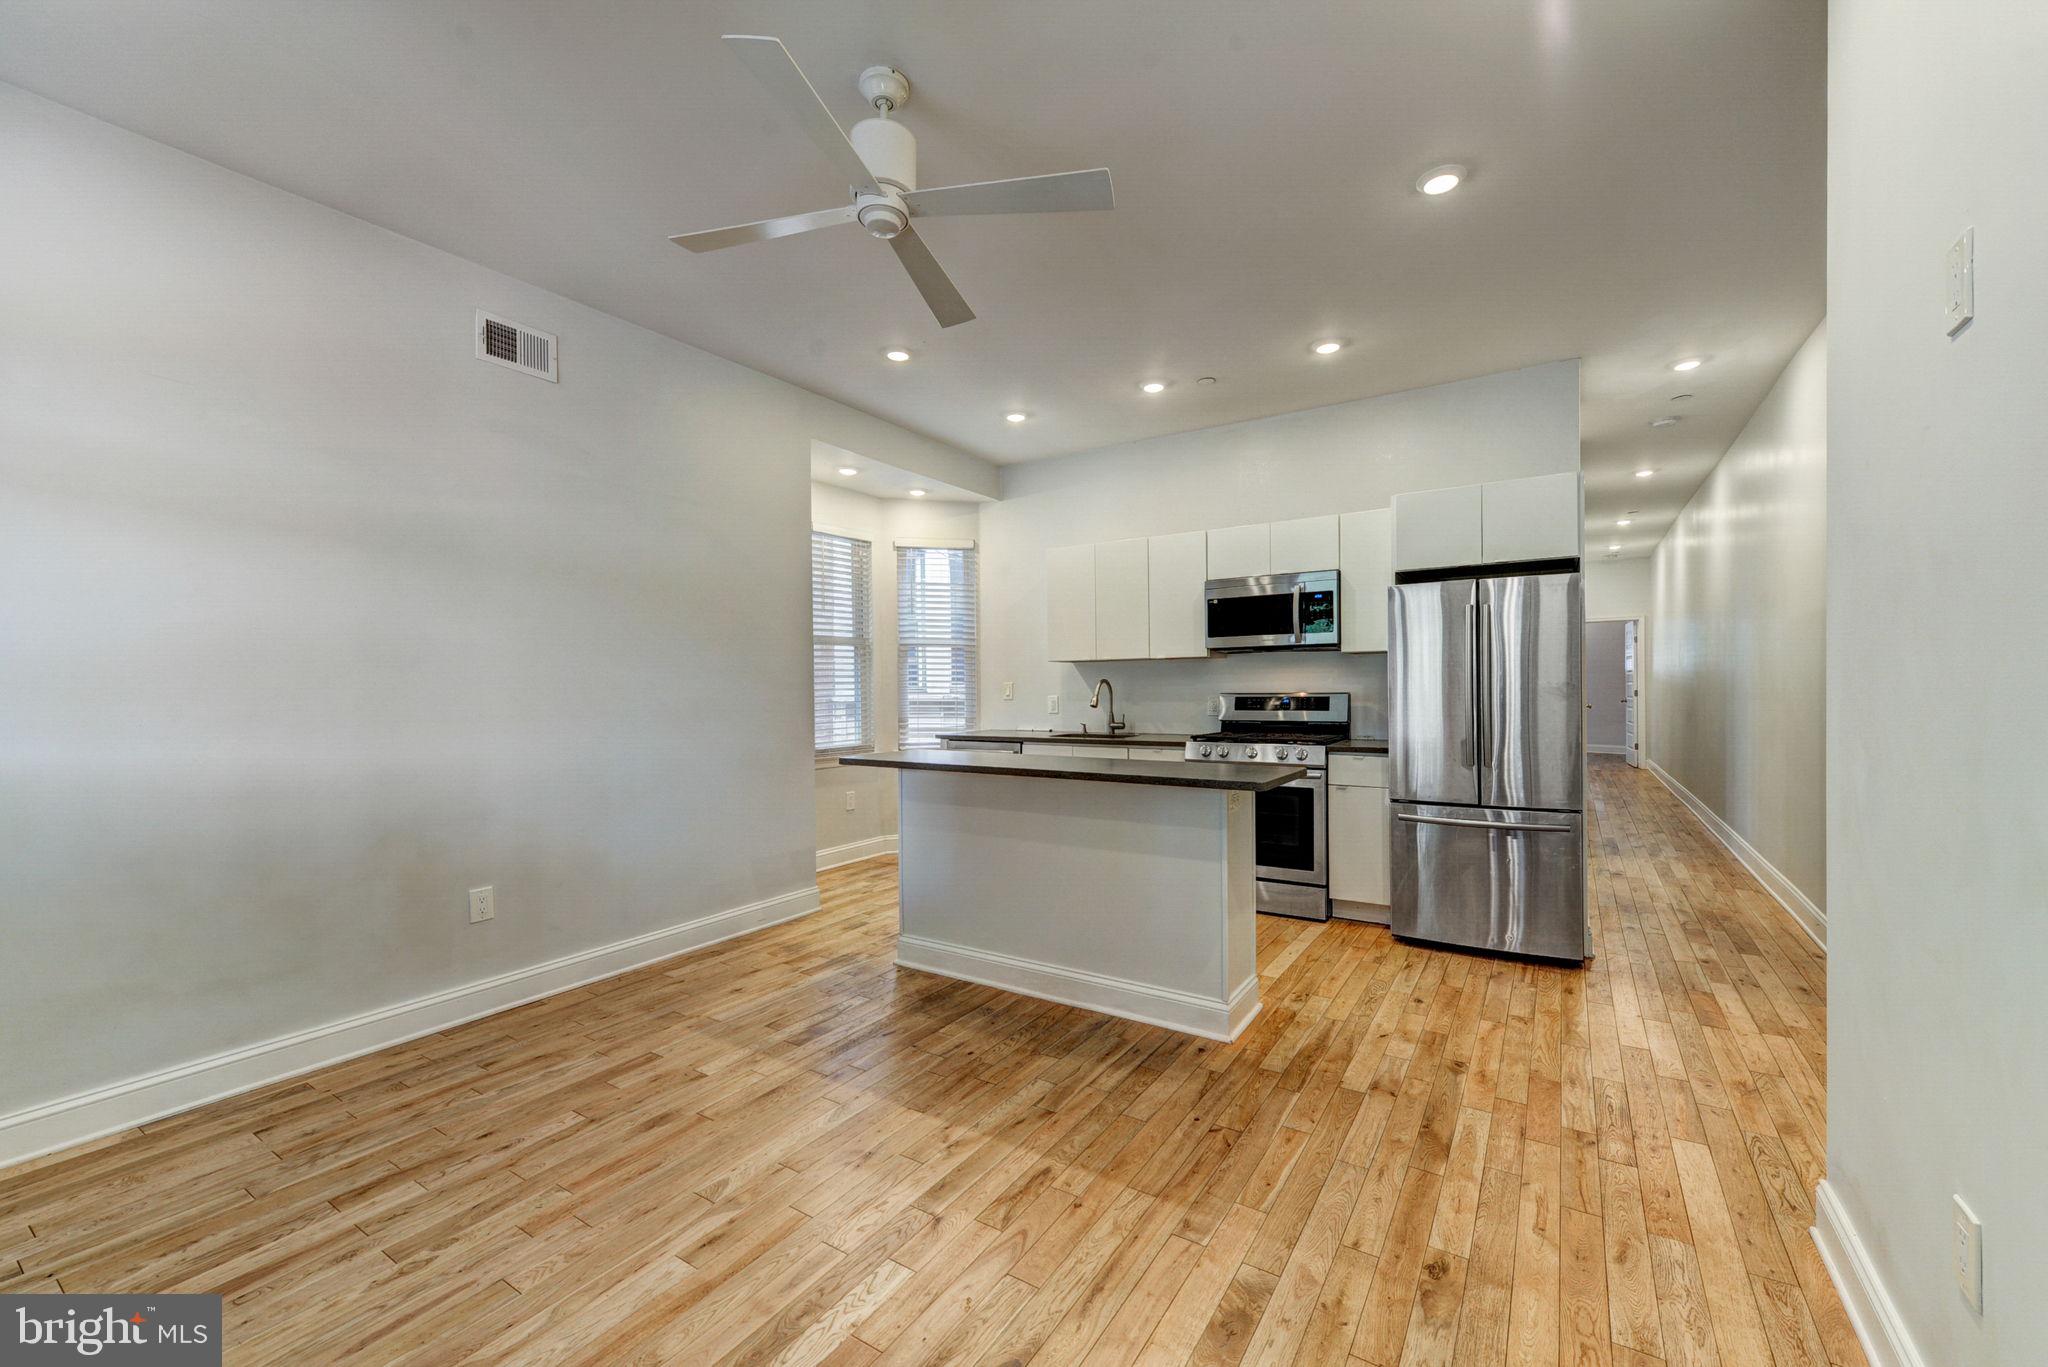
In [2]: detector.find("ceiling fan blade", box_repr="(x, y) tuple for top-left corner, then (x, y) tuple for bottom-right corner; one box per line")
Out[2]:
(903, 168), (1114, 218)
(669, 204), (858, 253)
(722, 35), (878, 196)
(886, 225), (975, 328)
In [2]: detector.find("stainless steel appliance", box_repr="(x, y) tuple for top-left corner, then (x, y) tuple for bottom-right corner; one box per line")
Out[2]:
(1204, 570), (1339, 651)
(1185, 691), (1349, 921)
(1388, 572), (1588, 961)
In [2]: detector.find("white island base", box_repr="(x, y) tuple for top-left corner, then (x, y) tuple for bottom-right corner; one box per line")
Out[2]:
(889, 766), (1263, 1041)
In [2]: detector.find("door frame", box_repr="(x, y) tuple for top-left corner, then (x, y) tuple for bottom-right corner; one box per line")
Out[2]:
(1585, 614), (1646, 767)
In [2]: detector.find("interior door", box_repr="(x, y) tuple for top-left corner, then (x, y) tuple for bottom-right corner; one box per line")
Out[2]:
(1388, 579), (1478, 806)
(1479, 573), (1584, 811)
(1623, 620), (1641, 767)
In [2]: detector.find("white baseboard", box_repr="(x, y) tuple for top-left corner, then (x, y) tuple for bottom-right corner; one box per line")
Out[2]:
(1646, 758), (1827, 951)
(895, 933), (1260, 1042)
(0, 885), (822, 1172)
(817, 834), (898, 872)
(1587, 743), (1630, 755)
(1813, 1180), (1929, 1367)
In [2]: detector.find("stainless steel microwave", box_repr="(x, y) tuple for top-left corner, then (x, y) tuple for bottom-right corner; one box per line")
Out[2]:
(1204, 569), (1340, 651)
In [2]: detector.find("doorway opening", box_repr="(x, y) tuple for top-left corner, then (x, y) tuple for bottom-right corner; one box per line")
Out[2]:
(1584, 617), (1642, 767)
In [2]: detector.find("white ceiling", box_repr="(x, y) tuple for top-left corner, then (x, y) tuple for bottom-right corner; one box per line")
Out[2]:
(810, 442), (987, 504)
(0, 0), (1824, 555)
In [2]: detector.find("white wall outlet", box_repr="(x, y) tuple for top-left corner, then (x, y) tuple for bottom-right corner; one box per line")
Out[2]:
(1953, 1195), (1983, 1314)
(1002, 681), (1014, 701)
(468, 886), (494, 923)
(1207, 696), (1223, 717)
(1046, 694), (1060, 715)
(1946, 227), (1975, 335)
(844, 790), (857, 811)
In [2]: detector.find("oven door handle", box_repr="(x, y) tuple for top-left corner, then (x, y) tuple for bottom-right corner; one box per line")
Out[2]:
(1396, 812), (1574, 834)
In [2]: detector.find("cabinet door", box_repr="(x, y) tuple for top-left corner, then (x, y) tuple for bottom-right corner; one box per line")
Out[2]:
(1206, 523), (1271, 579)
(1482, 472), (1582, 563)
(1045, 544), (1097, 661)
(1093, 538), (1150, 659)
(1393, 485), (1483, 571)
(1338, 508), (1393, 653)
(1122, 748), (1187, 763)
(1147, 530), (1209, 658)
(1329, 783), (1391, 905)
(1269, 515), (1340, 573)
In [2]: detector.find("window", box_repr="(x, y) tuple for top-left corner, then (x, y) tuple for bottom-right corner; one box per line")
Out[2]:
(898, 544), (978, 748)
(812, 530), (873, 755)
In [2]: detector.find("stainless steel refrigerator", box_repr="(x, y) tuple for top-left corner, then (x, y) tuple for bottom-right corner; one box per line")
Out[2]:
(1388, 572), (1588, 961)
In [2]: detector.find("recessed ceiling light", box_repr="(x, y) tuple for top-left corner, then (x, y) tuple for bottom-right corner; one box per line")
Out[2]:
(1650, 416), (1681, 428)
(1416, 164), (1467, 195)
(907, 488), (927, 498)
(1005, 411), (1028, 424)
(1312, 340), (1344, 355)
(1608, 543), (1622, 552)
(1616, 519), (1633, 527)
(836, 466), (859, 477)
(883, 348), (911, 363)
(1140, 381), (1167, 394)
(1635, 469), (1655, 478)
(1671, 358), (1703, 372)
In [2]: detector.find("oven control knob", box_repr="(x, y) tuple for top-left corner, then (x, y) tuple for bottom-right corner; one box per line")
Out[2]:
(1198, 745), (1212, 757)
(1244, 746), (1260, 760)
(1294, 747), (1310, 761)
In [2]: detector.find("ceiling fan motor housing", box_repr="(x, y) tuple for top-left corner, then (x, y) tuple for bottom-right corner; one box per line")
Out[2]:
(851, 117), (916, 238)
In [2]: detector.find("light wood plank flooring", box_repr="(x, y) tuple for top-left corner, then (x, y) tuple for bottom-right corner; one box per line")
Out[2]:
(0, 758), (1859, 1365)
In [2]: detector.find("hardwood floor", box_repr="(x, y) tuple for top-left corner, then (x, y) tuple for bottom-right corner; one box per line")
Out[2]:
(0, 757), (1860, 1366)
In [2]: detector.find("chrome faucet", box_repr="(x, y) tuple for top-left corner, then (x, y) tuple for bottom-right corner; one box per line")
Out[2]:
(1088, 678), (1127, 734)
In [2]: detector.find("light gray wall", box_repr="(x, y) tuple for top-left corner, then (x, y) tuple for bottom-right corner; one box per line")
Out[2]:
(1828, 3), (2048, 1362)
(810, 482), (979, 862)
(1649, 322), (1826, 910)
(977, 361), (1581, 735)
(0, 85), (978, 1120)
(1583, 621), (1628, 750)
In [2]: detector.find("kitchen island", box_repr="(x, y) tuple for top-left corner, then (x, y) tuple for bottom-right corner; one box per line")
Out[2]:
(838, 750), (1306, 1040)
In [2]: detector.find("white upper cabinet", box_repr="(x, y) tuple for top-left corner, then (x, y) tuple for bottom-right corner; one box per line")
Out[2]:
(1481, 472), (1583, 563)
(1147, 530), (1209, 659)
(1206, 523), (1271, 579)
(1268, 515), (1340, 574)
(1045, 544), (1097, 661)
(1392, 484), (1484, 571)
(1092, 538), (1151, 660)
(1339, 508), (1393, 653)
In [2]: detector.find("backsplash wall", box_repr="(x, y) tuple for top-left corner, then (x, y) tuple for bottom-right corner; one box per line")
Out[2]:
(1044, 652), (1388, 738)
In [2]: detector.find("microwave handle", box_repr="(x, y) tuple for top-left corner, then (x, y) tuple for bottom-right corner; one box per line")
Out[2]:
(1291, 581), (1303, 642)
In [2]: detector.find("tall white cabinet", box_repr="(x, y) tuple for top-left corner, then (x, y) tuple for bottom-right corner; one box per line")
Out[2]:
(1147, 531), (1208, 659)
(1338, 509), (1393, 653)
(1045, 544), (1097, 662)
(1092, 539), (1151, 660)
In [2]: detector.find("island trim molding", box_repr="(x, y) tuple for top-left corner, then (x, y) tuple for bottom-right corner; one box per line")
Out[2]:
(896, 933), (1261, 1042)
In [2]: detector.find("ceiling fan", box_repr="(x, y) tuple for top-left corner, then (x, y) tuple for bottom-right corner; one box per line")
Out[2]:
(670, 35), (1114, 328)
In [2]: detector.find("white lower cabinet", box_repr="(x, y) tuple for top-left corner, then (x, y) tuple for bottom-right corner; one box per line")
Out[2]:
(1122, 747), (1186, 763)
(1328, 780), (1390, 911)
(1021, 743), (1130, 759)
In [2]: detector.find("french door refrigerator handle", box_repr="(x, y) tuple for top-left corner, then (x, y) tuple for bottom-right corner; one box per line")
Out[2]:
(1396, 813), (1574, 834)
(1475, 597), (1491, 781)
(1462, 600), (1478, 770)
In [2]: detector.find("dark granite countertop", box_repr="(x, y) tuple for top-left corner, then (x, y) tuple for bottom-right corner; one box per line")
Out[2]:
(839, 750), (1308, 792)
(933, 729), (1189, 749)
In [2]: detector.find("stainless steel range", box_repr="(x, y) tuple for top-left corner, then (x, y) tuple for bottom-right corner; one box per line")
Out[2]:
(1185, 691), (1350, 921)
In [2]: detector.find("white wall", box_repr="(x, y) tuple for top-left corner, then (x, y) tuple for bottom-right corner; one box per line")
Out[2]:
(1583, 621), (1628, 751)
(810, 482), (979, 865)
(977, 362), (1581, 735)
(0, 84), (981, 1129)
(1827, 4), (2048, 1362)
(1649, 323), (1826, 913)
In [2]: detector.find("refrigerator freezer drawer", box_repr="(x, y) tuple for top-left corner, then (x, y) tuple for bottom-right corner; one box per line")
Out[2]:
(1390, 802), (1587, 962)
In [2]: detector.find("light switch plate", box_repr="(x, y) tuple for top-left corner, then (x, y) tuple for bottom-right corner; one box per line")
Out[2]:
(1046, 694), (1060, 715)
(1002, 681), (1014, 701)
(1953, 1195), (1983, 1314)
(1946, 228), (1975, 335)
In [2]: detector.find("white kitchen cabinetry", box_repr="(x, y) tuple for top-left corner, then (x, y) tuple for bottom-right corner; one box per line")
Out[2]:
(1093, 538), (1151, 660)
(1268, 515), (1340, 573)
(1206, 523), (1271, 579)
(1328, 768), (1391, 916)
(1482, 472), (1582, 563)
(1338, 509), (1393, 653)
(1021, 743), (1130, 759)
(1122, 748), (1187, 763)
(1147, 531), (1209, 659)
(1392, 485), (1484, 572)
(1045, 544), (1097, 662)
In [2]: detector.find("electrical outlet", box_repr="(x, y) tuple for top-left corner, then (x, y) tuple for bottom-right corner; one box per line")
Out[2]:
(1206, 696), (1223, 717)
(844, 790), (857, 812)
(1946, 227), (1975, 336)
(468, 886), (494, 923)
(1046, 694), (1060, 715)
(1002, 681), (1014, 701)
(1954, 1196), (1983, 1314)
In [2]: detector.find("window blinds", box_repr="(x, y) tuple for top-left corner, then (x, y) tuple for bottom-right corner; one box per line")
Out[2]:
(898, 545), (979, 749)
(812, 530), (873, 754)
